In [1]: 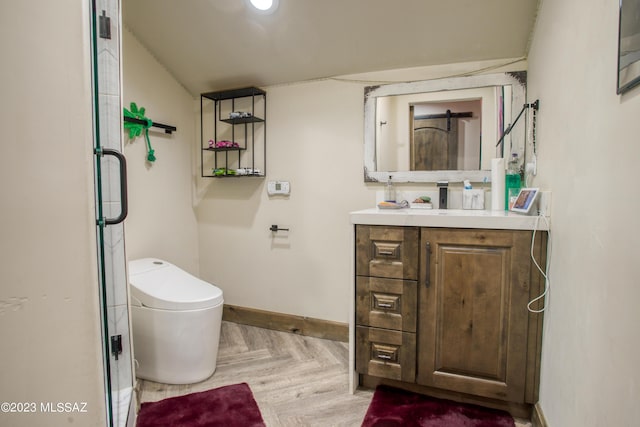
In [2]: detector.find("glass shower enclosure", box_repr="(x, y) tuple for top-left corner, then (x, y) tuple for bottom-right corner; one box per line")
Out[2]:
(90, 1), (135, 426)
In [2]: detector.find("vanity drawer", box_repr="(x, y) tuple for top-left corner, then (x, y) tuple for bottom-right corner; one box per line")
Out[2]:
(355, 276), (417, 332)
(356, 326), (416, 383)
(355, 225), (419, 280)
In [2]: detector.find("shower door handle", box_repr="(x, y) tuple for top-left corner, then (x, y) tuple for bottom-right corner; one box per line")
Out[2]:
(95, 147), (128, 226)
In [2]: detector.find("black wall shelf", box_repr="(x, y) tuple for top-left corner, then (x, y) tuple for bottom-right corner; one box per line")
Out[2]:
(220, 117), (265, 125)
(200, 87), (266, 178)
(203, 86), (265, 101)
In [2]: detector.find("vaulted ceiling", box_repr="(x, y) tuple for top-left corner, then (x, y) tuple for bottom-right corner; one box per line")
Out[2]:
(123, 0), (539, 95)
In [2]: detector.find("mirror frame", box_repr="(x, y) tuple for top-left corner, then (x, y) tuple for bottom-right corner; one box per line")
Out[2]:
(617, 0), (640, 94)
(364, 71), (527, 183)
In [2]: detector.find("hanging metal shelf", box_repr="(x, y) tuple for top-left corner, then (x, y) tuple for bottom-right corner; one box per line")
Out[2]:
(200, 86), (266, 178)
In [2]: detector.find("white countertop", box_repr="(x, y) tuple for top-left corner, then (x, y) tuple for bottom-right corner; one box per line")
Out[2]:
(350, 208), (549, 231)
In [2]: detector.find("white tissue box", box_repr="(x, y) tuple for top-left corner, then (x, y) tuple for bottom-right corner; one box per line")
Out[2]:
(463, 189), (485, 210)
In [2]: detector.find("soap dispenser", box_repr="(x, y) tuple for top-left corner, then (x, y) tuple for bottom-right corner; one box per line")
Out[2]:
(384, 175), (396, 202)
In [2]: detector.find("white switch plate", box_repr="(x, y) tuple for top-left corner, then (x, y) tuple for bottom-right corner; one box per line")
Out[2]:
(267, 180), (290, 195)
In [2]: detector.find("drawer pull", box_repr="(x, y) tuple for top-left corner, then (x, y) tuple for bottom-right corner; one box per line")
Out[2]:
(425, 241), (431, 287)
(373, 294), (399, 312)
(373, 242), (400, 259)
(372, 343), (399, 363)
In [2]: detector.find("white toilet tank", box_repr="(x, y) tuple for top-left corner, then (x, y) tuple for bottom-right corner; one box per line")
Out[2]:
(128, 258), (224, 384)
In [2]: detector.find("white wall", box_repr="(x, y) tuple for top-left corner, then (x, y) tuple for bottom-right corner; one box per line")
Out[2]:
(527, 0), (640, 425)
(122, 29), (200, 275)
(0, 1), (106, 426)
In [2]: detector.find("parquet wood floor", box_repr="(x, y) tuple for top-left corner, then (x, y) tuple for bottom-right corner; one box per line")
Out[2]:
(137, 321), (531, 426)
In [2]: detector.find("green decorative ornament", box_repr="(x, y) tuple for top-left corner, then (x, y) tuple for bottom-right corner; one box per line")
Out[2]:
(124, 102), (156, 162)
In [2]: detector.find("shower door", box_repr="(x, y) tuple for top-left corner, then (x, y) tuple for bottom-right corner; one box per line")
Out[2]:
(90, 1), (135, 427)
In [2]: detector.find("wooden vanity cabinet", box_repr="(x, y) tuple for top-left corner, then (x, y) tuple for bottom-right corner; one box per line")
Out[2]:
(355, 224), (547, 413)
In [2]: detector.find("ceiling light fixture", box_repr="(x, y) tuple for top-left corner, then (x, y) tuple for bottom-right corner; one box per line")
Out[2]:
(248, 0), (279, 14)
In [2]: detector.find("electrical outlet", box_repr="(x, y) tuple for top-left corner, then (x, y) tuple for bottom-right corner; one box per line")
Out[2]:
(537, 191), (551, 216)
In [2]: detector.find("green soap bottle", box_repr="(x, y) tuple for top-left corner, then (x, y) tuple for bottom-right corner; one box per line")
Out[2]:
(505, 153), (521, 210)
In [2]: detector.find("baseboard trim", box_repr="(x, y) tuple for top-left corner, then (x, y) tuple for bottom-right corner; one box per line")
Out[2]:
(531, 402), (548, 427)
(222, 304), (349, 342)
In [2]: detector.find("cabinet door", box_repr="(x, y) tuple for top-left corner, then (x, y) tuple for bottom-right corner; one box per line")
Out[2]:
(417, 228), (532, 402)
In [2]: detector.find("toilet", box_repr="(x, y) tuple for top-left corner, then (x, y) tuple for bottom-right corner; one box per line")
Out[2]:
(128, 258), (224, 384)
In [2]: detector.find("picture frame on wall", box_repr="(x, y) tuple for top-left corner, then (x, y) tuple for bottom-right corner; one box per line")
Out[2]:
(617, 0), (640, 94)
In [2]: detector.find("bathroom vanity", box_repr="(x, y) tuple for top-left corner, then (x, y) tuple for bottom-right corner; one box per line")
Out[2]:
(350, 208), (548, 418)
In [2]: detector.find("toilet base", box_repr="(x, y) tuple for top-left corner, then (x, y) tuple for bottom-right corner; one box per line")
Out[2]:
(131, 302), (223, 384)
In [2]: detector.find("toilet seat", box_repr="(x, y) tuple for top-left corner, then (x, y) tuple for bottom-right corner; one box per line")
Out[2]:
(129, 258), (223, 311)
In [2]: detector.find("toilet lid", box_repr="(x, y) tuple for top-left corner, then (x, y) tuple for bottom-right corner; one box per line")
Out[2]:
(128, 258), (224, 310)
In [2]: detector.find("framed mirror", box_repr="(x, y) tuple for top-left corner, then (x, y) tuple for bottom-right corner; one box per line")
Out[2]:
(364, 72), (527, 183)
(617, 0), (640, 94)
